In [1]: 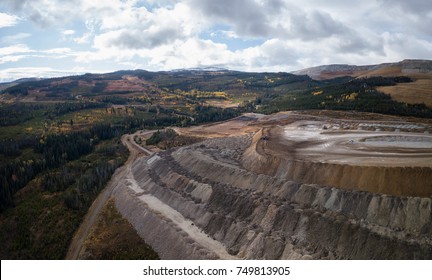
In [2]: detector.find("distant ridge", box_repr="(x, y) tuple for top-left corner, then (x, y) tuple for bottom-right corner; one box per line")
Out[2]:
(169, 66), (230, 73)
(293, 59), (432, 80)
(0, 77), (43, 86)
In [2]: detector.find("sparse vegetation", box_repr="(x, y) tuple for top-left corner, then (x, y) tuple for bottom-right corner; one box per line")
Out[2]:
(80, 199), (159, 260)
(146, 128), (202, 149)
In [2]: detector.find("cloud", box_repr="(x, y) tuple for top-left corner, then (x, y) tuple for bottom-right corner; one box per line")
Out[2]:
(0, 44), (32, 56)
(0, 0), (126, 27)
(0, 12), (20, 28)
(287, 10), (349, 40)
(98, 5), (151, 30)
(2, 0), (81, 27)
(94, 27), (182, 49)
(0, 0), (431, 79)
(0, 44), (75, 67)
(0, 67), (85, 83)
(230, 39), (299, 70)
(0, 33), (31, 44)
(380, 0), (432, 15)
(143, 38), (231, 69)
(73, 19), (97, 44)
(62, 30), (75, 35)
(43, 48), (72, 55)
(91, 2), (203, 50)
(0, 55), (27, 64)
(383, 32), (432, 61)
(187, 0), (272, 37)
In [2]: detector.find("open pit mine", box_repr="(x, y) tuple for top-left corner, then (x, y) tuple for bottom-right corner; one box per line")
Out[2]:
(113, 111), (432, 259)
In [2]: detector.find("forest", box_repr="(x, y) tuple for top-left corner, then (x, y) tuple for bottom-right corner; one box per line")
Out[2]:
(0, 101), (243, 213)
(258, 76), (432, 118)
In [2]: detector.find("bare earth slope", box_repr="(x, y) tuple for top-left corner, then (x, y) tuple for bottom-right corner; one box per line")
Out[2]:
(112, 111), (432, 259)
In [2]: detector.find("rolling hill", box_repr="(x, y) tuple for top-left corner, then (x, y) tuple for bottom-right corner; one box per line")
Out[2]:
(293, 59), (432, 106)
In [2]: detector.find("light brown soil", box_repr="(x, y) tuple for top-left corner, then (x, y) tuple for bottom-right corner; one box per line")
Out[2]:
(377, 78), (432, 107)
(205, 100), (240, 108)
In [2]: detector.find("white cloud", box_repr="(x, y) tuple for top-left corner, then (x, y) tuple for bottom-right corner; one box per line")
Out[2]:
(0, 12), (20, 28)
(156, 38), (233, 69)
(0, 67), (85, 83)
(0, 44), (32, 56)
(0, 55), (27, 64)
(74, 32), (93, 44)
(186, 0), (274, 38)
(73, 19), (97, 44)
(91, 2), (205, 51)
(383, 33), (432, 61)
(62, 29), (75, 35)
(0, 0), (431, 77)
(43, 48), (72, 55)
(118, 61), (143, 69)
(0, 33), (31, 44)
(94, 27), (181, 50)
(98, 5), (151, 30)
(219, 31), (239, 39)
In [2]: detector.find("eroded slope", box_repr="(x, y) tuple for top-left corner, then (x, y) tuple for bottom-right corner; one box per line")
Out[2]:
(114, 112), (432, 259)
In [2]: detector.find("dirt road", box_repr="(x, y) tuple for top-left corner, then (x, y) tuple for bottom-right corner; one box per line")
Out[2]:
(65, 131), (155, 260)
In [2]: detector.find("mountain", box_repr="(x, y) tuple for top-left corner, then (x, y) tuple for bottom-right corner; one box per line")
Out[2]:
(168, 66), (230, 73)
(292, 64), (380, 80)
(293, 60), (432, 107)
(292, 59), (432, 80)
(1, 59), (431, 108)
(0, 68), (312, 106)
(0, 77), (44, 91)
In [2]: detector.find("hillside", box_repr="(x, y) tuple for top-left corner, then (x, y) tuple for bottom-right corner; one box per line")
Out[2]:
(293, 59), (432, 107)
(0, 69), (311, 105)
(293, 59), (432, 80)
(2, 64), (432, 117)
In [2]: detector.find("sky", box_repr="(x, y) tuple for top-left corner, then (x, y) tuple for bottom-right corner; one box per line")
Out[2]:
(0, 0), (431, 82)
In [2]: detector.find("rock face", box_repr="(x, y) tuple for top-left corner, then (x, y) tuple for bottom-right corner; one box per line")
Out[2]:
(401, 59), (432, 74)
(114, 133), (432, 259)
